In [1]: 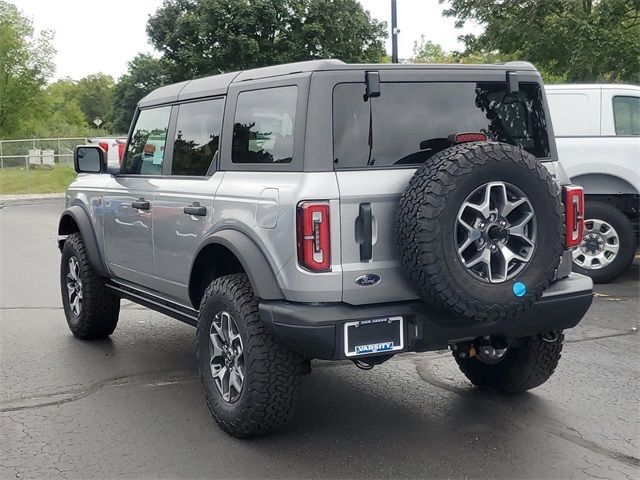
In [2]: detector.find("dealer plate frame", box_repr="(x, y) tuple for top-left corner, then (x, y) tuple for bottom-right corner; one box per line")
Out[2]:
(343, 316), (404, 357)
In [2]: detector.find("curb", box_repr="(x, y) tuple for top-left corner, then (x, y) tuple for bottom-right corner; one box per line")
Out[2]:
(0, 193), (65, 203)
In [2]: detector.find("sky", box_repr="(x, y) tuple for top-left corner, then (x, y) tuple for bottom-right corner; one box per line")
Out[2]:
(11, 0), (482, 81)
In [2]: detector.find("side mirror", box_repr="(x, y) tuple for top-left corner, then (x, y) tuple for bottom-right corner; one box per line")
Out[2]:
(74, 146), (105, 173)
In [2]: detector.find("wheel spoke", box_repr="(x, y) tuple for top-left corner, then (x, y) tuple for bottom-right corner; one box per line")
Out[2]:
(463, 182), (495, 219)
(501, 197), (527, 217)
(212, 364), (227, 380)
(603, 243), (619, 255)
(209, 333), (224, 358)
(601, 228), (618, 242)
(499, 242), (530, 264)
(211, 314), (225, 339)
(230, 368), (243, 393)
(226, 314), (239, 343)
(220, 312), (232, 343)
(465, 248), (491, 269)
(457, 236), (475, 255)
(509, 211), (534, 238)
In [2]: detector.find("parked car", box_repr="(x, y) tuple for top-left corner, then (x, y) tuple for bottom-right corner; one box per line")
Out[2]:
(59, 60), (593, 437)
(88, 137), (127, 168)
(546, 84), (639, 282)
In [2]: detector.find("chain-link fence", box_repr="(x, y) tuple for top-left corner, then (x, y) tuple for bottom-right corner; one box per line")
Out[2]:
(0, 137), (116, 196)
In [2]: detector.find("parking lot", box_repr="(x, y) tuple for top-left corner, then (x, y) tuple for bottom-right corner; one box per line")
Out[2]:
(1, 197), (638, 479)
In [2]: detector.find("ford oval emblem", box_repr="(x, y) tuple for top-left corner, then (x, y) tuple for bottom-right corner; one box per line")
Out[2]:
(355, 274), (381, 287)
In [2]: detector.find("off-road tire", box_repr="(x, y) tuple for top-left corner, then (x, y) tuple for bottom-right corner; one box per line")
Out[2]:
(572, 201), (636, 283)
(60, 233), (120, 339)
(454, 332), (564, 394)
(197, 273), (302, 438)
(396, 142), (564, 322)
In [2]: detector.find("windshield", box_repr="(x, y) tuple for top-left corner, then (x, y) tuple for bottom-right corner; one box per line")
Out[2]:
(333, 81), (550, 168)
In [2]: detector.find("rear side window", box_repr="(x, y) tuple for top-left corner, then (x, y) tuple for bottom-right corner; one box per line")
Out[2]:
(613, 96), (640, 135)
(172, 98), (224, 176)
(333, 82), (550, 169)
(232, 86), (297, 164)
(122, 106), (171, 175)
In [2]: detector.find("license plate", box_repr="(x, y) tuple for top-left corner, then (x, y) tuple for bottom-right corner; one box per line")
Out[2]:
(344, 316), (404, 357)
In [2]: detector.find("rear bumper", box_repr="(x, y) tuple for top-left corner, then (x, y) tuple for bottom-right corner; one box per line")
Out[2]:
(259, 273), (593, 360)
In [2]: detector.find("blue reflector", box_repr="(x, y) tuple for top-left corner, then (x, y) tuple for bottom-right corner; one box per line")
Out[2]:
(513, 282), (527, 297)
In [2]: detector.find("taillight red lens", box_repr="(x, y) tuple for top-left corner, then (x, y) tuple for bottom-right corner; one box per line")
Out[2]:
(563, 186), (584, 248)
(454, 132), (488, 144)
(98, 142), (109, 153)
(117, 143), (125, 162)
(296, 202), (331, 272)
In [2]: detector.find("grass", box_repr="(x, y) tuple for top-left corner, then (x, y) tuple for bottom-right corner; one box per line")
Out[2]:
(0, 165), (76, 195)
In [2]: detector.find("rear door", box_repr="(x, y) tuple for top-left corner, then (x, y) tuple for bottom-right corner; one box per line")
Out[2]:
(103, 105), (172, 286)
(333, 70), (552, 305)
(151, 98), (226, 305)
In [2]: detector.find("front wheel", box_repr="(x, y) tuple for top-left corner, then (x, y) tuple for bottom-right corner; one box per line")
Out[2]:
(197, 273), (302, 437)
(453, 332), (564, 394)
(60, 233), (120, 339)
(572, 201), (636, 283)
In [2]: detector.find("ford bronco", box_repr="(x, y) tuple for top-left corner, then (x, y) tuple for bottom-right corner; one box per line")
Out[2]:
(59, 60), (593, 437)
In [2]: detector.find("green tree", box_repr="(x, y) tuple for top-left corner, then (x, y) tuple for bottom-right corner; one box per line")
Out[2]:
(11, 78), (93, 138)
(76, 73), (115, 128)
(411, 36), (514, 65)
(0, 0), (55, 137)
(111, 54), (170, 134)
(440, 0), (640, 82)
(412, 37), (450, 63)
(146, 0), (387, 81)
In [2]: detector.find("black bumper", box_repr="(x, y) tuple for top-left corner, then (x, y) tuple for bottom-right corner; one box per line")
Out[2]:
(259, 273), (593, 360)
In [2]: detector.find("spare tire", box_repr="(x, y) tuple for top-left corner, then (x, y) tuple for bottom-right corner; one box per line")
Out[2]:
(396, 142), (564, 322)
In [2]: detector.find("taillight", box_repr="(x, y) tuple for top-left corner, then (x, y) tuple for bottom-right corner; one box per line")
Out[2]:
(117, 143), (126, 165)
(98, 142), (109, 153)
(563, 186), (584, 248)
(453, 132), (488, 144)
(297, 202), (331, 272)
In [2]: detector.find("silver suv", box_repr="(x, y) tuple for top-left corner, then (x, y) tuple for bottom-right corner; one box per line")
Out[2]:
(59, 60), (593, 437)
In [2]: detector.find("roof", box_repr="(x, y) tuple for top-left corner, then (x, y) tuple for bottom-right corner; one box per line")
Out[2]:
(546, 83), (640, 91)
(138, 58), (540, 108)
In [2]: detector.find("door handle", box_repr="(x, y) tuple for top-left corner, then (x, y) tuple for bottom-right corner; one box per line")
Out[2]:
(183, 202), (207, 216)
(132, 199), (150, 210)
(355, 203), (373, 262)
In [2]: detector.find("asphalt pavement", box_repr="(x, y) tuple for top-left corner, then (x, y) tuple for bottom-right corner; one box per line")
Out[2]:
(1, 198), (638, 479)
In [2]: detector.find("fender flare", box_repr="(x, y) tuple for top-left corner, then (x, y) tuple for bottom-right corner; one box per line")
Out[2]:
(58, 206), (108, 277)
(192, 230), (284, 300)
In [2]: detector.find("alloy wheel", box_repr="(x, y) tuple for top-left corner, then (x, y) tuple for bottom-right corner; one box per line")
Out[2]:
(209, 311), (245, 403)
(66, 256), (83, 316)
(455, 181), (537, 283)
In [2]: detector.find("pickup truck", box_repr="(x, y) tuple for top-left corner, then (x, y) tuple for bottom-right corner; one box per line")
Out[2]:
(546, 84), (639, 282)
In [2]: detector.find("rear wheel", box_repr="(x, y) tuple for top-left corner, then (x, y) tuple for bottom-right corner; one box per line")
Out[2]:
(453, 332), (564, 394)
(572, 201), (636, 283)
(60, 233), (120, 339)
(197, 274), (302, 437)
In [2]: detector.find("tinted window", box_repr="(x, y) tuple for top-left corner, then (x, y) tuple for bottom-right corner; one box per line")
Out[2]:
(333, 82), (550, 168)
(172, 99), (224, 176)
(122, 106), (171, 175)
(232, 86), (297, 164)
(613, 96), (640, 135)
